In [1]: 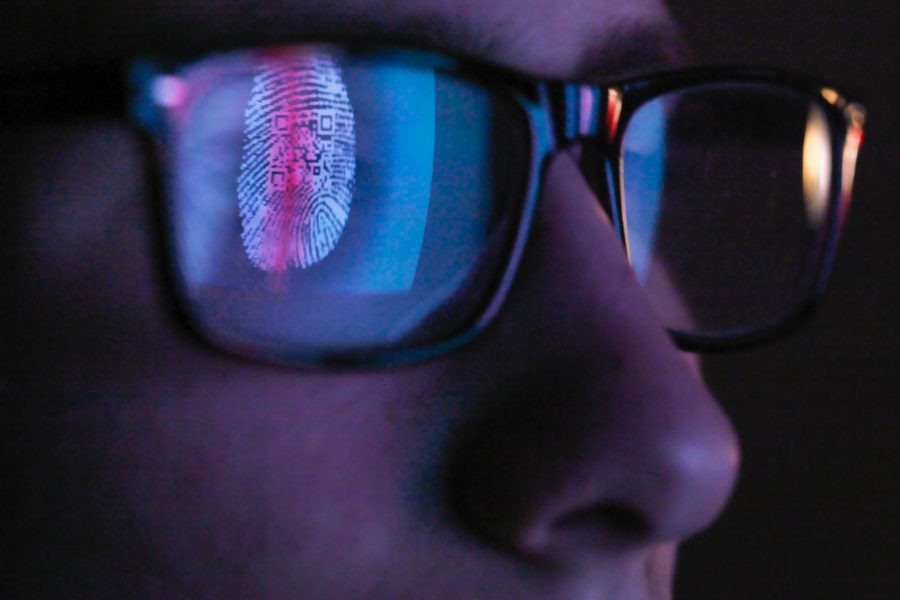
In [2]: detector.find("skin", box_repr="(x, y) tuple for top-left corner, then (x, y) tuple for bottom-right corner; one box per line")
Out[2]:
(4, 1), (740, 598)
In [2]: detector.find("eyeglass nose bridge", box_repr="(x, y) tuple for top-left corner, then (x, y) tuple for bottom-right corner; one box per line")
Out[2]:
(541, 82), (625, 232)
(545, 82), (633, 144)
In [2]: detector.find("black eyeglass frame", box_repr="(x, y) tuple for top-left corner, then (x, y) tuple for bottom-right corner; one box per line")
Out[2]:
(575, 67), (866, 352)
(132, 48), (866, 369)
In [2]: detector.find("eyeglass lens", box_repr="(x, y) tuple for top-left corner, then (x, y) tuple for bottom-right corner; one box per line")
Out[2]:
(621, 83), (835, 335)
(164, 46), (530, 359)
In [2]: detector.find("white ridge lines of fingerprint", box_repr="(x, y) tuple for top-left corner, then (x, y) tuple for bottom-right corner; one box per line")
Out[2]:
(236, 51), (356, 272)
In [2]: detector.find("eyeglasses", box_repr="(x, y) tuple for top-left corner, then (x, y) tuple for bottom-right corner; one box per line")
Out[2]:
(131, 44), (865, 367)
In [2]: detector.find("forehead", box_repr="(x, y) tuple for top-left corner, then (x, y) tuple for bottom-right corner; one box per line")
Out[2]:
(5, 0), (681, 79)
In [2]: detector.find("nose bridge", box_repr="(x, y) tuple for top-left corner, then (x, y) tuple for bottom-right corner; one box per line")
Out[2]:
(451, 151), (740, 562)
(542, 81), (624, 234)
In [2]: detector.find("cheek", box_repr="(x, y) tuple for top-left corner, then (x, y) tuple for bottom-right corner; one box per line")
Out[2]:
(7, 121), (176, 390)
(39, 338), (464, 591)
(3, 119), (465, 586)
(67, 373), (471, 593)
(13, 122), (152, 300)
(79, 392), (400, 573)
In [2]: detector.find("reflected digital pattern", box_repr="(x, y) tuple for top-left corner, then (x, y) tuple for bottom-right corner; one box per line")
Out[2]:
(237, 49), (356, 272)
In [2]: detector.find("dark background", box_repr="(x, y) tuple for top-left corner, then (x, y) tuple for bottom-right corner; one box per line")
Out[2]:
(1, 2), (895, 598)
(668, 1), (899, 598)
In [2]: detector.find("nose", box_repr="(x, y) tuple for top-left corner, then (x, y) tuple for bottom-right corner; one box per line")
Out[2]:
(450, 152), (740, 562)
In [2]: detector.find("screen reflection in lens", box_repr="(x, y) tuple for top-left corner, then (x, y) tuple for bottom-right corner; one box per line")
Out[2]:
(166, 46), (529, 358)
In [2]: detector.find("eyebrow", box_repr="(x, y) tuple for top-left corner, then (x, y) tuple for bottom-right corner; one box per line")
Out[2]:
(4, 0), (687, 81)
(1, 2), (503, 71)
(572, 19), (691, 81)
(2, 0), (686, 115)
(385, 10), (688, 82)
(367, 11), (506, 65)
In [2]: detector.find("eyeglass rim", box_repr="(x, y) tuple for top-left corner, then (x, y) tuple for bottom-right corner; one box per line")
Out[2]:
(131, 48), (866, 368)
(592, 67), (865, 352)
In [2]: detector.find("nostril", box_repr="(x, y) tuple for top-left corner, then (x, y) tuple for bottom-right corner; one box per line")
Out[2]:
(518, 501), (655, 561)
(553, 502), (651, 540)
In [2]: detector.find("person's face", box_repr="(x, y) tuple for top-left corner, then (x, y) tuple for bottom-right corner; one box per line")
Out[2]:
(4, 1), (740, 598)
